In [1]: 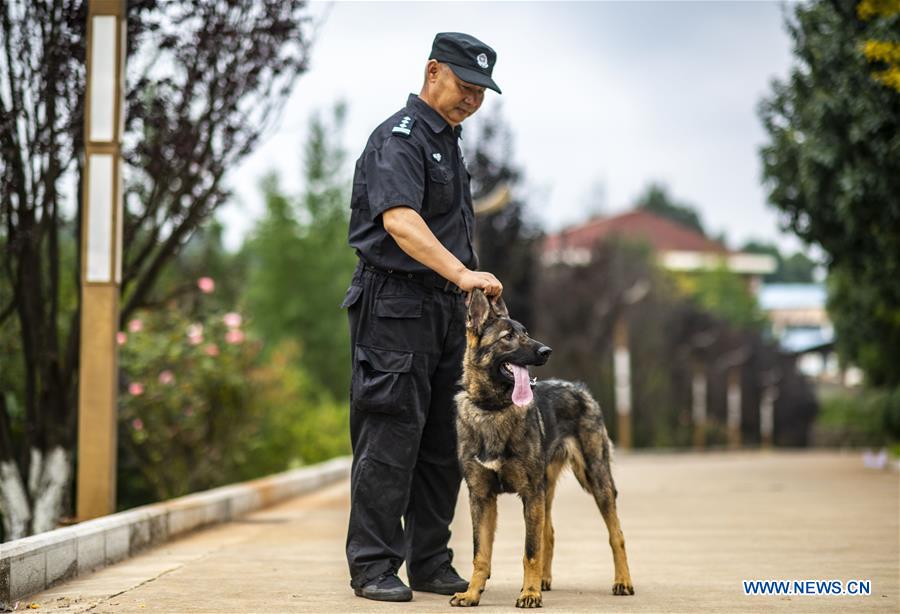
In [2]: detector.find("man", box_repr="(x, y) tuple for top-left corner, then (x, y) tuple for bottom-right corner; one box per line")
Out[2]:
(341, 32), (504, 602)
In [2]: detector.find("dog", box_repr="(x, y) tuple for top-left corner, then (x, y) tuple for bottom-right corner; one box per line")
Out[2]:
(450, 289), (634, 608)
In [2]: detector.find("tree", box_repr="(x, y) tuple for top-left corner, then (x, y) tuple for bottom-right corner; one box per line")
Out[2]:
(634, 183), (705, 235)
(741, 240), (817, 283)
(243, 103), (357, 401)
(0, 0), (313, 539)
(758, 0), (900, 385)
(535, 238), (816, 448)
(674, 266), (766, 331)
(466, 106), (541, 326)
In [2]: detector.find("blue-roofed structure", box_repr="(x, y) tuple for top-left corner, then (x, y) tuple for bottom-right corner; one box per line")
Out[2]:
(758, 283), (843, 380)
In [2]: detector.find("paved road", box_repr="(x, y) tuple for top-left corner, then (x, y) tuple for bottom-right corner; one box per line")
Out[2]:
(24, 451), (899, 613)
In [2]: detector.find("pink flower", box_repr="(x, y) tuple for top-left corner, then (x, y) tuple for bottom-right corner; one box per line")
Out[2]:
(127, 318), (143, 333)
(116, 332), (127, 346)
(204, 343), (220, 357)
(128, 382), (144, 396)
(223, 312), (242, 329)
(158, 370), (175, 385)
(131, 418), (144, 431)
(197, 277), (215, 294)
(187, 323), (204, 345)
(225, 329), (245, 345)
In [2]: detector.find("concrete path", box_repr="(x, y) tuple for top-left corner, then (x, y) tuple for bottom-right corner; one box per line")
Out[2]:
(20, 452), (899, 613)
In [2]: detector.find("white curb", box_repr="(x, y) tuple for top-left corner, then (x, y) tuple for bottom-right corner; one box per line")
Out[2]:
(0, 456), (351, 608)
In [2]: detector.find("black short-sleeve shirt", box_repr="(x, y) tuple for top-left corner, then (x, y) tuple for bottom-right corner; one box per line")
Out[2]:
(348, 94), (478, 274)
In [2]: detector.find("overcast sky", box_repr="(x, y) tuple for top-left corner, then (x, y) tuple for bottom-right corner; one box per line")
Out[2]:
(222, 1), (807, 254)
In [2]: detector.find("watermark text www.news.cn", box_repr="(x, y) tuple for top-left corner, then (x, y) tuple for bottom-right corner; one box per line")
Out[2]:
(743, 579), (871, 596)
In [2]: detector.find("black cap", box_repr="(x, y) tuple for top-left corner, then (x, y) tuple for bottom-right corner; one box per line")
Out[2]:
(429, 32), (501, 94)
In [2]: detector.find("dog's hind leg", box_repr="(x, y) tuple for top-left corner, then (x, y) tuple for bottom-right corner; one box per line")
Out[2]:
(541, 461), (564, 591)
(450, 494), (497, 607)
(573, 431), (635, 596)
(593, 481), (634, 595)
(516, 491), (545, 608)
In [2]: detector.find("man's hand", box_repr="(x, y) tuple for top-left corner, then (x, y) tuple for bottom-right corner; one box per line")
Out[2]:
(456, 270), (503, 297)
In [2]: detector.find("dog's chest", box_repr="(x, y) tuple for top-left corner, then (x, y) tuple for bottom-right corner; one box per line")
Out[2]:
(465, 408), (531, 474)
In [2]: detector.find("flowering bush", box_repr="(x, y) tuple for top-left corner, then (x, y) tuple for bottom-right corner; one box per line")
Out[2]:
(117, 277), (350, 507)
(118, 302), (263, 503)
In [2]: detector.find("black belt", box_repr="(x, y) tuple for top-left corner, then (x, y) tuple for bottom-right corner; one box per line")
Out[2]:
(362, 263), (465, 294)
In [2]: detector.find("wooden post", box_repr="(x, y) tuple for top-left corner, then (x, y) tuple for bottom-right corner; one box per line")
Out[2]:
(726, 367), (742, 449)
(760, 385), (776, 449)
(613, 316), (632, 449)
(691, 363), (706, 450)
(77, 0), (126, 521)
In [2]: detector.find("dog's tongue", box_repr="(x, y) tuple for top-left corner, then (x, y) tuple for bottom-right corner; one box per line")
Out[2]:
(510, 364), (533, 407)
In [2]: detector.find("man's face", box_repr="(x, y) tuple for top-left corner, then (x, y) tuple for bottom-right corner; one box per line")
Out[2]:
(428, 62), (486, 126)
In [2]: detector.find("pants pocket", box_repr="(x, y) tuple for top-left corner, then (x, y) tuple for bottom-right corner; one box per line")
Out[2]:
(352, 345), (414, 415)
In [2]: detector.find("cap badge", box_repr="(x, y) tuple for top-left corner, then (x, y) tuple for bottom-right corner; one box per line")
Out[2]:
(432, 153), (442, 162)
(476, 53), (489, 69)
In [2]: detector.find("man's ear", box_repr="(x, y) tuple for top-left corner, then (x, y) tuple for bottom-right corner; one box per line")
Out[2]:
(490, 296), (509, 319)
(467, 289), (492, 334)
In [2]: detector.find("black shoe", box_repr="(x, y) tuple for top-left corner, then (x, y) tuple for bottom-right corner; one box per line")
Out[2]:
(353, 572), (413, 602)
(410, 562), (469, 595)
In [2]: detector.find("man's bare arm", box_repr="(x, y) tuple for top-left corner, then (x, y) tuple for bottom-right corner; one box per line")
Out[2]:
(382, 206), (502, 296)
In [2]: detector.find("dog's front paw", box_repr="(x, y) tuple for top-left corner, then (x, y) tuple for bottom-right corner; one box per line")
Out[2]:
(612, 582), (634, 596)
(450, 591), (481, 607)
(515, 588), (542, 608)
(540, 576), (552, 591)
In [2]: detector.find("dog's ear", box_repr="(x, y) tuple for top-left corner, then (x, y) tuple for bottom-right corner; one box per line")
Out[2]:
(490, 295), (509, 319)
(467, 289), (492, 334)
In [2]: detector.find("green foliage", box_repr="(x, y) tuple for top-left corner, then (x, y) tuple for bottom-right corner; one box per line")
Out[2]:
(815, 385), (900, 447)
(779, 253), (818, 283)
(827, 266), (900, 385)
(117, 302), (350, 509)
(243, 104), (357, 401)
(759, 0), (900, 385)
(118, 305), (264, 506)
(145, 220), (249, 316)
(634, 182), (705, 235)
(741, 240), (817, 283)
(248, 340), (350, 471)
(674, 266), (766, 330)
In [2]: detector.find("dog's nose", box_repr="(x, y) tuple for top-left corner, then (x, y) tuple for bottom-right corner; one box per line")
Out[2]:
(537, 346), (552, 361)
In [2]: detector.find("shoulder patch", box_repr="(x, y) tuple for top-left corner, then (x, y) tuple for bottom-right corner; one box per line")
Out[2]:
(391, 115), (415, 137)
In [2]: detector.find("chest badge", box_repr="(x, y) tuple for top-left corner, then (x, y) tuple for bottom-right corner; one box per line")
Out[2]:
(432, 152), (442, 163)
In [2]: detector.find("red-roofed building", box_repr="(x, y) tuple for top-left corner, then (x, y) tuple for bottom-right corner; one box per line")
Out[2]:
(542, 209), (776, 284)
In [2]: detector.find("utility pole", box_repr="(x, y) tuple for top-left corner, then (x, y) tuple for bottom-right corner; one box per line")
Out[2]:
(77, 0), (126, 521)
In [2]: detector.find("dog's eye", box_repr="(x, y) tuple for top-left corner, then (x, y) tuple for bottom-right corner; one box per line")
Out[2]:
(498, 330), (510, 339)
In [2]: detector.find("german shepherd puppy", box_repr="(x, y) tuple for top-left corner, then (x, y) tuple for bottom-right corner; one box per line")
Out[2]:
(450, 290), (634, 608)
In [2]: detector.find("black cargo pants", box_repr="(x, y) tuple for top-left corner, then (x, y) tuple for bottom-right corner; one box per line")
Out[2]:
(342, 263), (466, 588)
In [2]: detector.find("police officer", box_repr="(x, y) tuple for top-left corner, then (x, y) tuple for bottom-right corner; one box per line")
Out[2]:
(341, 33), (503, 602)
